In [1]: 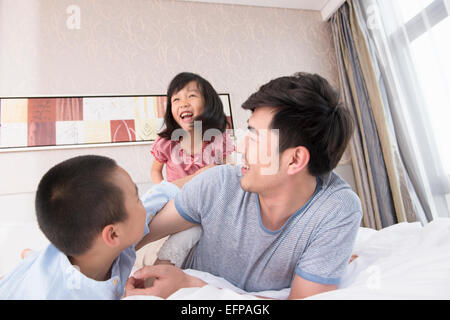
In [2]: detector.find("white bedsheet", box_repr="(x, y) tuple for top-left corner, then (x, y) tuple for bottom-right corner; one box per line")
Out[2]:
(125, 218), (450, 300)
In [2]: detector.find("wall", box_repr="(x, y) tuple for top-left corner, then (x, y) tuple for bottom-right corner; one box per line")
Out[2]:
(0, 0), (353, 274)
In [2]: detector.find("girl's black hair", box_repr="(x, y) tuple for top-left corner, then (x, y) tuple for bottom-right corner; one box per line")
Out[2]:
(159, 72), (229, 140)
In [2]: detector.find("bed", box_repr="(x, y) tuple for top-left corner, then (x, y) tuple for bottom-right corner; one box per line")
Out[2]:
(2, 218), (449, 299)
(129, 218), (450, 300)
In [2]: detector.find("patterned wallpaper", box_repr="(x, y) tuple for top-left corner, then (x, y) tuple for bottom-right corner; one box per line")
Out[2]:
(0, 0), (357, 195)
(0, 0), (338, 132)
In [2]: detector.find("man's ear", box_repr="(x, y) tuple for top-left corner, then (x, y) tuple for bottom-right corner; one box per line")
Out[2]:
(286, 146), (310, 175)
(101, 225), (121, 248)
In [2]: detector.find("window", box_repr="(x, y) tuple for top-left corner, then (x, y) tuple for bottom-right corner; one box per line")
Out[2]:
(392, 0), (450, 216)
(409, 17), (450, 176)
(371, 0), (450, 217)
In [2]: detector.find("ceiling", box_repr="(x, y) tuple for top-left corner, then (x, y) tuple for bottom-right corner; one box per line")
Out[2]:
(175, 0), (345, 20)
(177, 0), (328, 11)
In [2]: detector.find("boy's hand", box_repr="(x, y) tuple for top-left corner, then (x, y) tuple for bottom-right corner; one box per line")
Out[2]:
(125, 276), (146, 290)
(123, 264), (206, 299)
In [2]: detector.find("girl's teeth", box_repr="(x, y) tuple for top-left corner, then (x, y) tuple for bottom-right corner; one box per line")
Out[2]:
(181, 112), (193, 119)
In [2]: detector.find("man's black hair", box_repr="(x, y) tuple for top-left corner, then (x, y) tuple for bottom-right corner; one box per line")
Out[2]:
(242, 72), (354, 176)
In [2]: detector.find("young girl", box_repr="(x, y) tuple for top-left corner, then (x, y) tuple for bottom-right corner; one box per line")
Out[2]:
(149, 72), (235, 267)
(151, 72), (235, 184)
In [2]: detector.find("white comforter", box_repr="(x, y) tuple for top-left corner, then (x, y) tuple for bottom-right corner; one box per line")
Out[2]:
(126, 218), (450, 300)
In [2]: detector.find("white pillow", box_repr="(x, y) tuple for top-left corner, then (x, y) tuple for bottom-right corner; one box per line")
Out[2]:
(0, 222), (49, 277)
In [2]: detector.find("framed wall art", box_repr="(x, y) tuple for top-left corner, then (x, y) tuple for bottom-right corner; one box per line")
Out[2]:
(0, 94), (233, 150)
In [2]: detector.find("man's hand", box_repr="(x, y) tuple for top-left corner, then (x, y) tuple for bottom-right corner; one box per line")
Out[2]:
(123, 265), (206, 299)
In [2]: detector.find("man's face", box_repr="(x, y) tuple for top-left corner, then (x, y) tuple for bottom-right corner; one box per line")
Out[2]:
(111, 167), (147, 246)
(238, 106), (283, 194)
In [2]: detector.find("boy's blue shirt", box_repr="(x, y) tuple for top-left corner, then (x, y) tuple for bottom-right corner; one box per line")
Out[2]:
(0, 182), (179, 300)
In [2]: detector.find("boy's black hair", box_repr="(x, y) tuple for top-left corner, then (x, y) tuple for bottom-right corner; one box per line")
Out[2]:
(242, 72), (355, 177)
(159, 72), (229, 140)
(35, 155), (127, 256)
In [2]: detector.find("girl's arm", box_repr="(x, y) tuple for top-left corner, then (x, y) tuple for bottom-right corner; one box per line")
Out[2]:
(150, 160), (165, 184)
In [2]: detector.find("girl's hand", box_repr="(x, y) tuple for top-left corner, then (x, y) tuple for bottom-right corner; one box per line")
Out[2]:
(171, 164), (215, 189)
(194, 164), (215, 176)
(221, 153), (236, 166)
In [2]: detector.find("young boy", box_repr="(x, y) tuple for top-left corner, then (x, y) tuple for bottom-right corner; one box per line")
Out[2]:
(0, 155), (180, 299)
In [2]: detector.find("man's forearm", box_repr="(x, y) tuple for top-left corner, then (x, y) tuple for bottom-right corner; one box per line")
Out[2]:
(137, 167), (211, 251)
(137, 198), (197, 251)
(135, 224), (165, 251)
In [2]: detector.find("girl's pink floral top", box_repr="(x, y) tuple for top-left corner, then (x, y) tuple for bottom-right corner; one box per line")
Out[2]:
(151, 131), (235, 182)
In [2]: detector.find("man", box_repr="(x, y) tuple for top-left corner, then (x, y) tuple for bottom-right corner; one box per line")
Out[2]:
(126, 72), (362, 300)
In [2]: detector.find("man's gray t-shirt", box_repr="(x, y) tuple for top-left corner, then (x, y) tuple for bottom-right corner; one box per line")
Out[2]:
(175, 165), (362, 292)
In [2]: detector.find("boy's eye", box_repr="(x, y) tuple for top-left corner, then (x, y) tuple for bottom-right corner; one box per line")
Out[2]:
(172, 98), (179, 102)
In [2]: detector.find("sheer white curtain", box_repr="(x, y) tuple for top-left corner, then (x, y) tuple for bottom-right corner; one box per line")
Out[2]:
(354, 0), (450, 219)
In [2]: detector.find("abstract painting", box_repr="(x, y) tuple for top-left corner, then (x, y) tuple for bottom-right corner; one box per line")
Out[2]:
(0, 94), (233, 149)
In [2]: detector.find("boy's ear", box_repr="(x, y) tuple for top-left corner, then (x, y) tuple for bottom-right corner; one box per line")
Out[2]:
(286, 146), (310, 175)
(101, 225), (120, 248)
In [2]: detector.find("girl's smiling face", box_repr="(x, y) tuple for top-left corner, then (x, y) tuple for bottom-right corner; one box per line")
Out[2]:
(170, 80), (205, 132)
